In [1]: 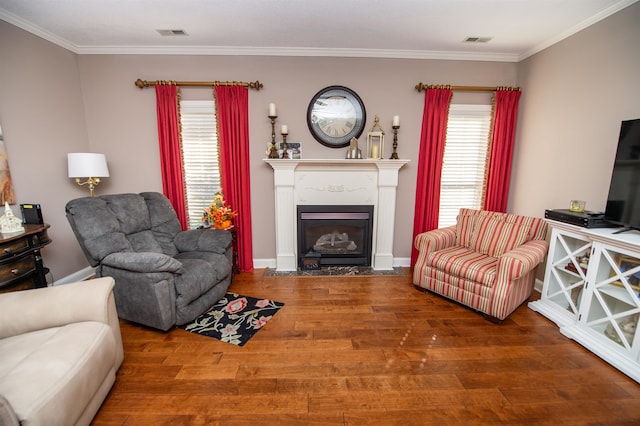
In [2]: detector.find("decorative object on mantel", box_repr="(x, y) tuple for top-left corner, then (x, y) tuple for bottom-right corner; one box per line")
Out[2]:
(0, 202), (24, 234)
(346, 137), (363, 159)
(366, 115), (385, 160)
(67, 153), (110, 197)
(280, 125), (289, 159)
(307, 85), (366, 148)
(267, 103), (279, 159)
(278, 142), (301, 159)
(203, 191), (237, 230)
(390, 115), (400, 159)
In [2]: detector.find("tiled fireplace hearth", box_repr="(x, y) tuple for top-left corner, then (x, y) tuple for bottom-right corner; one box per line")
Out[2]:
(265, 159), (409, 271)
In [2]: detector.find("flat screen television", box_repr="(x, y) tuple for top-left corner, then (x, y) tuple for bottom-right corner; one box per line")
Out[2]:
(604, 118), (640, 232)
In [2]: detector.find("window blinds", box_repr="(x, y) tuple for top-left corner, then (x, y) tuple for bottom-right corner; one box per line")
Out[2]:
(180, 100), (221, 229)
(439, 104), (492, 227)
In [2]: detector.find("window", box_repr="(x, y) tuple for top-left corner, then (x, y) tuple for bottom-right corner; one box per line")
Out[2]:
(438, 104), (492, 227)
(180, 100), (221, 229)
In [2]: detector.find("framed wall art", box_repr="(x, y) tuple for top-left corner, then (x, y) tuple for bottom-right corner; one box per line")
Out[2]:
(0, 124), (16, 205)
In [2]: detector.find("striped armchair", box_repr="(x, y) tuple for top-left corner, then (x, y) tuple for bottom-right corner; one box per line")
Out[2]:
(413, 208), (548, 322)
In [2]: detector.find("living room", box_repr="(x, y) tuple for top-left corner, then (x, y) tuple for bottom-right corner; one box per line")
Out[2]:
(0, 1), (636, 283)
(1, 1), (640, 424)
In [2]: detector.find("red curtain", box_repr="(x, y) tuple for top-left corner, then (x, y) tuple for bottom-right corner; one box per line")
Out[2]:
(214, 86), (254, 272)
(155, 85), (188, 230)
(411, 88), (453, 266)
(484, 89), (522, 213)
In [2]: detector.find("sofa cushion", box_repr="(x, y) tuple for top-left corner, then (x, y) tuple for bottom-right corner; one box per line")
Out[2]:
(103, 193), (152, 235)
(426, 245), (497, 287)
(0, 395), (18, 426)
(470, 215), (530, 257)
(0, 322), (116, 426)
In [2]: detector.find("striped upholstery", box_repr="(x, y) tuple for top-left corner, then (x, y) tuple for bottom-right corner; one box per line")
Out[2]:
(471, 216), (530, 257)
(413, 209), (549, 321)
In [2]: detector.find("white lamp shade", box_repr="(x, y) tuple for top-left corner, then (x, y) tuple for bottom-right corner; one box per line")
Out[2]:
(67, 153), (110, 178)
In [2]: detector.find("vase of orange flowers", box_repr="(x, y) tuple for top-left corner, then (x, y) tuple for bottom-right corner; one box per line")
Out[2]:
(203, 191), (237, 230)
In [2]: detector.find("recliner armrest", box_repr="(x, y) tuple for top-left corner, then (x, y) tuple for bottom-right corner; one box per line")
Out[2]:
(174, 229), (232, 254)
(102, 252), (184, 274)
(414, 225), (457, 254)
(498, 239), (549, 280)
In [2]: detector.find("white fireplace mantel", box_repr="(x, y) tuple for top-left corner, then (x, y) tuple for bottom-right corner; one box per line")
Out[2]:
(265, 158), (409, 271)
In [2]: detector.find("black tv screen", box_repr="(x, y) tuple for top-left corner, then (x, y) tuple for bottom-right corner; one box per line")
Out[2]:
(604, 118), (640, 230)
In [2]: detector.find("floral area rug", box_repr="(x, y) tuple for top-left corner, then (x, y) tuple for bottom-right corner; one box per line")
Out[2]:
(179, 293), (284, 346)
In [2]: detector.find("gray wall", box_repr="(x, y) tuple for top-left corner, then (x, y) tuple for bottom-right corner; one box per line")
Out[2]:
(512, 2), (640, 216)
(0, 1), (638, 280)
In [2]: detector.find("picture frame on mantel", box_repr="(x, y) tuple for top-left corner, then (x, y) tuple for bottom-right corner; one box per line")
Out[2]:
(280, 142), (301, 159)
(0, 124), (17, 205)
(266, 142), (302, 159)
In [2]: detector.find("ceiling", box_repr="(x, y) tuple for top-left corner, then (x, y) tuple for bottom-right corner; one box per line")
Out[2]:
(0, 0), (636, 62)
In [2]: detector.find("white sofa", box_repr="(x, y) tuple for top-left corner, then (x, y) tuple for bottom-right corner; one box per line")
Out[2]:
(0, 277), (123, 426)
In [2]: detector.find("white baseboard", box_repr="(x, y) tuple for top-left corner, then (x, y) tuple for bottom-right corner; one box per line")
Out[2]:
(254, 257), (411, 270)
(534, 278), (544, 293)
(52, 266), (95, 285)
(59, 257), (410, 281)
(253, 258), (277, 269)
(393, 257), (411, 267)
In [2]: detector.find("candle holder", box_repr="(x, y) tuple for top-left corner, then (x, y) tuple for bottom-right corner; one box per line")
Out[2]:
(281, 132), (289, 159)
(390, 125), (400, 159)
(268, 115), (280, 159)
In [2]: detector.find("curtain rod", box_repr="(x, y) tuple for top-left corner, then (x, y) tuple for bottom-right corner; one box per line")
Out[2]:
(415, 83), (519, 92)
(135, 78), (263, 90)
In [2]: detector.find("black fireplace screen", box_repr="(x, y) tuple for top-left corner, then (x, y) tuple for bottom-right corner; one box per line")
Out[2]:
(297, 205), (374, 267)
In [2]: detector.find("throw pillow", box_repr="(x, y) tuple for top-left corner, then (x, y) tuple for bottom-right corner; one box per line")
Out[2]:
(455, 214), (478, 247)
(470, 216), (530, 257)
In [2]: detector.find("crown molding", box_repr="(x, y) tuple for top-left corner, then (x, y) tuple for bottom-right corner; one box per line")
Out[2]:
(519, 0), (638, 61)
(0, 9), (76, 52)
(74, 45), (520, 62)
(4, 0), (637, 63)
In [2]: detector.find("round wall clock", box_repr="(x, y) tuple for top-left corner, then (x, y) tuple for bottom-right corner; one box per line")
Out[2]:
(306, 85), (366, 148)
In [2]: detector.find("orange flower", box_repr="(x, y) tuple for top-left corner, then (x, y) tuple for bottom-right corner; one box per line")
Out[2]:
(202, 191), (238, 226)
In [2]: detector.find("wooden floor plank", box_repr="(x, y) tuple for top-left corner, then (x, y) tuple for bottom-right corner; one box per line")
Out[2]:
(92, 269), (640, 425)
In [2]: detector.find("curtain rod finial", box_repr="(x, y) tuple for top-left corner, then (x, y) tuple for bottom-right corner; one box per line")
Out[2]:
(135, 78), (149, 89)
(250, 80), (264, 91)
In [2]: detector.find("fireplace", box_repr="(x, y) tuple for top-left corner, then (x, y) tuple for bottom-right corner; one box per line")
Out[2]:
(265, 159), (409, 271)
(297, 205), (374, 268)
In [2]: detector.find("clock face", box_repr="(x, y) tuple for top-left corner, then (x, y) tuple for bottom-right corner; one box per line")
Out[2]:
(307, 86), (366, 148)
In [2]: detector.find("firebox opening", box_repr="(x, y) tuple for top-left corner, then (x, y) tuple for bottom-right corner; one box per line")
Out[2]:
(297, 205), (374, 268)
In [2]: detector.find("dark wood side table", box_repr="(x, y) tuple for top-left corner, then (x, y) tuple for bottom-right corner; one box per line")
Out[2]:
(226, 225), (239, 274)
(0, 223), (51, 293)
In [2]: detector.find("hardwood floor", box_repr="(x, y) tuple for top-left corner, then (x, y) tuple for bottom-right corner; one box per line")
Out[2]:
(93, 269), (640, 425)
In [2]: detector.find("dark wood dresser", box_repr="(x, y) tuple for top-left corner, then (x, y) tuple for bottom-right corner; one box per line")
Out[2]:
(0, 224), (51, 293)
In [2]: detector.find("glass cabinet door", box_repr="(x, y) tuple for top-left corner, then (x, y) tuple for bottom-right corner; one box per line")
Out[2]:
(541, 227), (592, 321)
(581, 243), (640, 357)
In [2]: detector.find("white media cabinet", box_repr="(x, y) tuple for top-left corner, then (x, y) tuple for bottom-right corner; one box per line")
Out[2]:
(529, 220), (640, 382)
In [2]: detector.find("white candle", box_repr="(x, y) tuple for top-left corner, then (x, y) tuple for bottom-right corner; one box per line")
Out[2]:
(281, 125), (288, 135)
(372, 145), (379, 159)
(269, 103), (277, 116)
(393, 115), (400, 127)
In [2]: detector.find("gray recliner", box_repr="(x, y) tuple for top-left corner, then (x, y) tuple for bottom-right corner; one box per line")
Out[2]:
(65, 192), (233, 331)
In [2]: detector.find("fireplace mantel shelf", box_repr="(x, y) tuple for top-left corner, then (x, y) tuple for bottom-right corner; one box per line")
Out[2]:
(264, 158), (410, 169)
(265, 158), (409, 272)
